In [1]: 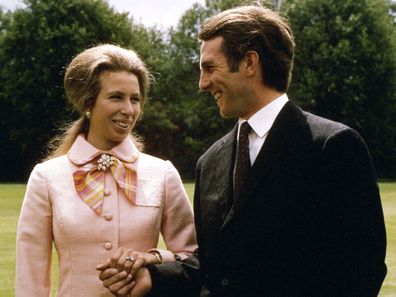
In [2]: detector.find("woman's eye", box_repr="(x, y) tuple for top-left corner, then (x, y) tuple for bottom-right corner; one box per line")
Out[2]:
(131, 97), (140, 102)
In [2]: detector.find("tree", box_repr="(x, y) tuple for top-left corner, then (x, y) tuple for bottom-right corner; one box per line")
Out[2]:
(205, 0), (275, 12)
(282, 0), (396, 176)
(3, 0), (394, 180)
(138, 3), (226, 178)
(0, 8), (13, 180)
(390, 0), (396, 20)
(0, 0), (155, 180)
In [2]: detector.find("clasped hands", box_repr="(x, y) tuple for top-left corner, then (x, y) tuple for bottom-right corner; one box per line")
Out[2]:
(96, 247), (154, 297)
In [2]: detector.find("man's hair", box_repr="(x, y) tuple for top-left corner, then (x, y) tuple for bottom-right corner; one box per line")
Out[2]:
(199, 5), (294, 92)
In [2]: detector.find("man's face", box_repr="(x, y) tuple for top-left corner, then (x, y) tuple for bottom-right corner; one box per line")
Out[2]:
(199, 36), (250, 118)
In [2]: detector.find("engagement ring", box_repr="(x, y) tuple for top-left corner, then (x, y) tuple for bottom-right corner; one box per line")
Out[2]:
(126, 256), (135, 263)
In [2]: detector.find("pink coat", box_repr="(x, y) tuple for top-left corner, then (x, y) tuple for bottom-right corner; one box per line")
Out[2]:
(16, 135), (197, 296)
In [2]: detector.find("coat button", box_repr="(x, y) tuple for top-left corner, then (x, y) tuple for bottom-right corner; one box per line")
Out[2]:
(220, 278), (229, 286)
(104, 242), (112, 250)
(104, 214), (113, 221)
(104, 189), (111, 196)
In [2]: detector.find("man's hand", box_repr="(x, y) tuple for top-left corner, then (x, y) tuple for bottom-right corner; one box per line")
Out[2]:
(96, 266), (152, 297)
(129, 267), (152, 297)
(97, 267), (135, 297)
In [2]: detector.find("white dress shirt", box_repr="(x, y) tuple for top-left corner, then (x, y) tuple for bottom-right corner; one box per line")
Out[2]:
(237, 94), (289, 165)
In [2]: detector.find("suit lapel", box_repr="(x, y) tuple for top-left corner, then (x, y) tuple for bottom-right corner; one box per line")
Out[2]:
(222, 101), (303, 228)
(215, 126), (238, 222)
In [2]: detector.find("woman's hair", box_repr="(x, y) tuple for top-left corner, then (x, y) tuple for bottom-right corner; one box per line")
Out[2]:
(199, 5), (294, 92)
(47, 44), (152, 159)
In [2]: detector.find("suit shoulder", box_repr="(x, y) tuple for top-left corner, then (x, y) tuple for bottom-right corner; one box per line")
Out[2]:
(302, 111), (355, 140)
(197, 130), (234, 165)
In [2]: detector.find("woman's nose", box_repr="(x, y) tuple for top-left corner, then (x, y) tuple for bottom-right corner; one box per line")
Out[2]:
(121, 99), (134, 115)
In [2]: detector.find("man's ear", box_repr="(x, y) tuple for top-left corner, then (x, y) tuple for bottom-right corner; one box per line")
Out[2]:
(244, 50), (260, 77)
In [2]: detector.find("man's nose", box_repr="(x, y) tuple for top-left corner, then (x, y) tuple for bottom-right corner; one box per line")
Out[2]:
(199, 73), (211, 91)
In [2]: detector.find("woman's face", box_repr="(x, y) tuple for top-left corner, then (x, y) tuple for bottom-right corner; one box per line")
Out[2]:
(87, 70), (141, 150)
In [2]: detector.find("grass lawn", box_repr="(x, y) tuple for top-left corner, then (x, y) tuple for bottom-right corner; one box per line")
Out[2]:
(1, 182), (395, 296)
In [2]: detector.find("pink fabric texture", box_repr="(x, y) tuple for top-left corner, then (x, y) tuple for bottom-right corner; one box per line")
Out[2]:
(16, 135), (197, 297)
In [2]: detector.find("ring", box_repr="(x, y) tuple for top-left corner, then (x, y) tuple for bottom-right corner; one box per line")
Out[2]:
(126, 256), (135, 262)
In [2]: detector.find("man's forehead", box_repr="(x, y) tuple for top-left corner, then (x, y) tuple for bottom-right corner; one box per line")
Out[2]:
(200, 37), (224, 62)
(201, 36), (223, 51)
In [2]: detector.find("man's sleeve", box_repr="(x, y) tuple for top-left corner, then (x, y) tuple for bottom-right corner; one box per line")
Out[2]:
(322, 127), (387, 296)
(146, 249), (201, 297)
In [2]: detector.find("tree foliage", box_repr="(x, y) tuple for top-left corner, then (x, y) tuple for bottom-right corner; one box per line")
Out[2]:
(282, 0), (396, 176)
(204, 0), (276, 12)
(132, 2), (235, 177)
(138, 3), (215, 177)
(0, 0), (154, 180)
(0, 0), (395, 180)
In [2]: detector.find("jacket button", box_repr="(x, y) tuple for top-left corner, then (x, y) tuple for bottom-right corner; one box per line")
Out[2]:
(220, 278), (229, 286)
(104, 189), (111, 196)
(104, 214), (113, 221)
(104, 242), (112, 250)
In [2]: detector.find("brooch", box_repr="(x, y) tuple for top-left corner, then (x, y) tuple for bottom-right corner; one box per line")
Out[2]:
(97, 154), (115, 171)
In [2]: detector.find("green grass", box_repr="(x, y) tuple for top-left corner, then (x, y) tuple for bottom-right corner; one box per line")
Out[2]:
(1, 182), (395, 296)
(379, 182), (396, 296)
(0, 184), (24, 297)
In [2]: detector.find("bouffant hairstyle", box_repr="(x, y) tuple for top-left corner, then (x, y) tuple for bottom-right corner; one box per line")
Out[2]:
(48, 44), (151, 158)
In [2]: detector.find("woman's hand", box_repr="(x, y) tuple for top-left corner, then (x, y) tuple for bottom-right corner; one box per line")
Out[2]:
(97, 247), (161, 276)
(96, 247), (159, 296)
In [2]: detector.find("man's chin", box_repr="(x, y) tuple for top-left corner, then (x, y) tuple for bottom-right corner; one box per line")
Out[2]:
(219, 109), (238, 119)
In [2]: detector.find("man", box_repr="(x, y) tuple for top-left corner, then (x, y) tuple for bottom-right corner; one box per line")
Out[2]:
(100, 5), (387, 297)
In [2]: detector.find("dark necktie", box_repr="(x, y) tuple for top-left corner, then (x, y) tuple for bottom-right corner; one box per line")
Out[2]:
(234, 121), (252, 200)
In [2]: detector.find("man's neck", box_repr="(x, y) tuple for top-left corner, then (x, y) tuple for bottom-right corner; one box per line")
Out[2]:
(241, 84), (284, 120)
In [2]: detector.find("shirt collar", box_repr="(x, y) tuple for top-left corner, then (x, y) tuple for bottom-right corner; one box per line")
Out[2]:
(67, 134), (139, 166)
(238, 93), (289, 138)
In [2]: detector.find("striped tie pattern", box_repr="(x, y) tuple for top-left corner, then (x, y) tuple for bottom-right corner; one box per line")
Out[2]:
(73, 154), (137, 215)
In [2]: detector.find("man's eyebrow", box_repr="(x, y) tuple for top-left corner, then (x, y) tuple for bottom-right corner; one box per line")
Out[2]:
(200, 61), (214, 69)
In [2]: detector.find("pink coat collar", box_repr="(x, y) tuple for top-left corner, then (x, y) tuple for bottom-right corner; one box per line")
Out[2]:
(67, 135), (139, 165)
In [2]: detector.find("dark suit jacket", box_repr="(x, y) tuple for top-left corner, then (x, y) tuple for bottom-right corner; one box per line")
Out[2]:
(148, 101), (387, 297)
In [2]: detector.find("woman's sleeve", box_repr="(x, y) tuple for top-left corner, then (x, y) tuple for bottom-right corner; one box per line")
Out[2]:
(156, 161), (197, 262)
(16, 164), (53, 297)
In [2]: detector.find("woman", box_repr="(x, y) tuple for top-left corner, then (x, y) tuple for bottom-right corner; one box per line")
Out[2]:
(16, 44), (197, 297)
